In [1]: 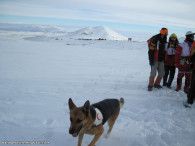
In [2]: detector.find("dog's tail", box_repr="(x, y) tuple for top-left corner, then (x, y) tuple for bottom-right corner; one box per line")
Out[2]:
(119, 97), (125, 108)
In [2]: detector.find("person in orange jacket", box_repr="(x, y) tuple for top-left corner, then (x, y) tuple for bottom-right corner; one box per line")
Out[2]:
(184, 41), (195, 107)
(163, 33), (179, 88)
(148, 28), (168, 91)
(175, 31), (194, 93)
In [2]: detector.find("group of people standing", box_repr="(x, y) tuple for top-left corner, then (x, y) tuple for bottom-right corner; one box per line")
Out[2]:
(147, 28), (195, 108)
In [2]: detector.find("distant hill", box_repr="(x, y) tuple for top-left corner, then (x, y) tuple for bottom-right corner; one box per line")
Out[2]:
(68, 26), (128, 40)
(0, 23), (66, 33)
(0, 23), (128, 40)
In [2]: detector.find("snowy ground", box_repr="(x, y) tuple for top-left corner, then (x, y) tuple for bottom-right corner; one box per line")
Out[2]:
(0, 31), (195, 146)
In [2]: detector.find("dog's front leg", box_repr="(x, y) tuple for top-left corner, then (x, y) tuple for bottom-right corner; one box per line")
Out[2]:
(88, 126), (104, 146)
(78, 133), (84, 146)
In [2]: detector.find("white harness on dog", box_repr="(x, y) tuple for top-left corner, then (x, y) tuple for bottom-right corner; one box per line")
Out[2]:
(94, 108), (103, 126)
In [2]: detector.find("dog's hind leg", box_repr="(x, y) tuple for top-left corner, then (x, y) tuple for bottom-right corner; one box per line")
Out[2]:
(105, 107), (120, 138)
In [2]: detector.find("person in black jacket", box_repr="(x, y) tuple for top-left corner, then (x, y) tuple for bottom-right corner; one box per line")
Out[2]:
(148, 28), (168, 91)
(185, 41), (195, 107)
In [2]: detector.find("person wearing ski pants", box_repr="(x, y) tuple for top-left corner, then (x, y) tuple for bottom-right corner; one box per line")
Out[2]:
(148, 28), (168, 91)
(185, 41), (195, 107)
(163, 33), (179, 88)
(175, 31), (194, 93)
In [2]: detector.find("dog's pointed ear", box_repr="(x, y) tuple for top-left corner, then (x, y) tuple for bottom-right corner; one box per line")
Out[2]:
(68, 98), (76, 110)
(82, 100), (90, 117)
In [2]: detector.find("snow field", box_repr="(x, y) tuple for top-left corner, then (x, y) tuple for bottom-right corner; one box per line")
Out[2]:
(0, 31), (194, 146)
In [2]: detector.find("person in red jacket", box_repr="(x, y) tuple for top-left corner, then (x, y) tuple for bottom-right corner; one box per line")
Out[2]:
(175, 31), (195, 93)
(163, 33), (179, 88)
(185, 41), (195, 107)
(148, 28), (168, 91)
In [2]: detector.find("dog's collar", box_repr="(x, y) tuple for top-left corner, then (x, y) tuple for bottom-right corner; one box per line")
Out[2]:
(93, 108), (103, 126)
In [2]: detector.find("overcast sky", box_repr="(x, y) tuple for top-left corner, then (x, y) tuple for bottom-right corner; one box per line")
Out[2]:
(0, 0), (195, 34)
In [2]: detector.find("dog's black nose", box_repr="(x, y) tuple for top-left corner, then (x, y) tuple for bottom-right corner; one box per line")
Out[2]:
(69, 128), (75, 134)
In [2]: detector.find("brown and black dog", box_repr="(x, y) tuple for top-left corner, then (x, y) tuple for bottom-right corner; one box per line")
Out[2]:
(68, 98), (124, 146)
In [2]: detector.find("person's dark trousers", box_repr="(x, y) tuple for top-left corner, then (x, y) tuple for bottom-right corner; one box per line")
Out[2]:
(187, 70), (195, 104)
(163, 65), (169, 86)
(163, 65), (175, 87)
(167, 66), (175, 87)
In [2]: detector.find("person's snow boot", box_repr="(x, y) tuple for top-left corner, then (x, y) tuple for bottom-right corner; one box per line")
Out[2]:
(154, 84), (163, 89)
(184, 101), (192, 108)
(154, 76), (163, 89)
(148, 85), (153, 91)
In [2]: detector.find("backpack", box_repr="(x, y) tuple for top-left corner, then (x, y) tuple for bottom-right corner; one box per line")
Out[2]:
(147, 38), (151, 46)
(147, 37), (157, 51)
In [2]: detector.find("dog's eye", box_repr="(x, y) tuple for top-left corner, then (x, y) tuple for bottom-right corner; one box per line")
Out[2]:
(77, 119), (82, 123)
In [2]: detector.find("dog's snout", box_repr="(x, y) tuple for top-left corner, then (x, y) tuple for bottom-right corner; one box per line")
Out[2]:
(69, 127), (75, 134)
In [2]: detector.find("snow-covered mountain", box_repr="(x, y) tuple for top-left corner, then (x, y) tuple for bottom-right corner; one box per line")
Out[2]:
(68, 26), (128, 40)
(0, 23), (66, 33)
(0, 24), (128, 40)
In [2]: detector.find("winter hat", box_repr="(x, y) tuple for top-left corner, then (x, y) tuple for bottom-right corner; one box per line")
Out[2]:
(186, 31), (194, 42)
(160, 28), (168, 35)
(186, 31), (195, 36)
(170, 33), (177, 38)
